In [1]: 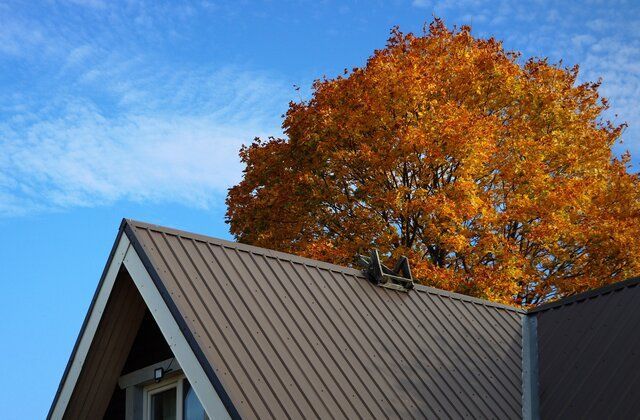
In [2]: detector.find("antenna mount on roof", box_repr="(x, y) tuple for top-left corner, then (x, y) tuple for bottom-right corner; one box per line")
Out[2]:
(358, 249), (414, 292)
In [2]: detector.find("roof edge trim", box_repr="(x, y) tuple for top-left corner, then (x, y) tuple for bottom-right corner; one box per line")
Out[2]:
(47, 224), (131, 420)
(126, 219), (524, 314)
(414, 284), (526, 313)
(125, 219), (365, 276)
(527, 276), (640, 314)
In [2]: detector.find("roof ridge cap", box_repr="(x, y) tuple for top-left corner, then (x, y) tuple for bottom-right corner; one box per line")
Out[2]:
(527, 276), (640, 314)
(124, 219), (364, 276)
(125, 218), (525, 314)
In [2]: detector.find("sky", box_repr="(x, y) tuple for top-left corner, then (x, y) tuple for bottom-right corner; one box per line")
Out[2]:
(1, 0), (639, 418)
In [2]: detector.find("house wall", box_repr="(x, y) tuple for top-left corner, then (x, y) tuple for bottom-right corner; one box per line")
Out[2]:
(121, 310), (174, 374)
(535, 283), (640, 419)
(63, 269), (146, 420)
(101, 310), (175, 419)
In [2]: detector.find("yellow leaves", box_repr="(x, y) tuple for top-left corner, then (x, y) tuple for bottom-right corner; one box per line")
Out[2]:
(226, 18), (637, 308)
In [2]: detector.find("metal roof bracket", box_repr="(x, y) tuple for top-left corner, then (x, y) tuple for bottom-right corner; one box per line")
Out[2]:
(359, 249), (414, 292)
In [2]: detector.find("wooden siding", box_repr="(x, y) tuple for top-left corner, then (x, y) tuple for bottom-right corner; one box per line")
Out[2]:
(63, 270), (145, 420)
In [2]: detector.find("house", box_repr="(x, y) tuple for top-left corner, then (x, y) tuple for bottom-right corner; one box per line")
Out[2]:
(48, 219), (640, 419)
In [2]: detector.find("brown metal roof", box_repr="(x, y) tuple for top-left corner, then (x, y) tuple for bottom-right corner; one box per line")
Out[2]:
(49, 218), (640, 419)
(124, 219), (524, 419)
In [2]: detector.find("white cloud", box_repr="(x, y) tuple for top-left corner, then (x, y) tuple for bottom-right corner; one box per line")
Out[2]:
(0, 20), (48, 57)
(0, 67), (288, 216)
(2, 0), (638, 217)
(0, 2), (292, 217)
(64, 45), (94, 68)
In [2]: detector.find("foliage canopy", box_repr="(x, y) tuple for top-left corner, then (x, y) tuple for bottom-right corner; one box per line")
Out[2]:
(226, 20), (640, 306)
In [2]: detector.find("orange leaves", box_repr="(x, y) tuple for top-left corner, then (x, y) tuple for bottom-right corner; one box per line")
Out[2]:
(226, 19), (638, 307)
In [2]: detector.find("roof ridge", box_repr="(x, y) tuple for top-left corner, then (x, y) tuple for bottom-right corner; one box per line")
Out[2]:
(414, 284), (525, 313)
(124, 218), (524, 314)
(125, 219), (364, 275)
(527, 276), (640, 314)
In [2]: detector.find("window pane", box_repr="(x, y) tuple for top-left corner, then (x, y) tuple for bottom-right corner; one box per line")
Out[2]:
(150, 388), (177, 420)
(183, 381), (208, 420)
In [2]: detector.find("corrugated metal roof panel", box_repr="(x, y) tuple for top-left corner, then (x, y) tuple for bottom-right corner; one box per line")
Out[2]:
(125, 220), (523, 419)
(536, 282), (640, 419)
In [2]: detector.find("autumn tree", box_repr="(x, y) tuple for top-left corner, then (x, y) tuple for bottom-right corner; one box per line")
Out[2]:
(226, 20), (640, 306)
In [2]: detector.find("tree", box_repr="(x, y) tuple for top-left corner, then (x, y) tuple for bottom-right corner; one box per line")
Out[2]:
(226, 20), (640, 306)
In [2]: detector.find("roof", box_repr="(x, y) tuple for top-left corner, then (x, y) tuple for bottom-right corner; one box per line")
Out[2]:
(528, 276), (640, 314)
(533, 279), (640, 418)
(123, 219), (525, 419)
(49, 218), (640, 419)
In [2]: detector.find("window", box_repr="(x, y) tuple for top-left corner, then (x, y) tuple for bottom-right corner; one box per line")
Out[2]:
(143, 376), (208, 420)
(183, 381), (209, 420)
(150, 386), (177, 420)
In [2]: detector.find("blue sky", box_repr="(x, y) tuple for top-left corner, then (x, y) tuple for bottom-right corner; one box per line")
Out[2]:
(1, 0), (639, 418)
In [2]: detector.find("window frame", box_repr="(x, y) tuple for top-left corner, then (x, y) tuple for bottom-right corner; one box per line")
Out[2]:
(142, 374), (185, 420)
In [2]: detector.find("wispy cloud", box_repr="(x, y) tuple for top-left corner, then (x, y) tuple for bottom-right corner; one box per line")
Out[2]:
(0, 67), (288, 216)
(2, 0), (638, 217)
(0, 2), (290, 216)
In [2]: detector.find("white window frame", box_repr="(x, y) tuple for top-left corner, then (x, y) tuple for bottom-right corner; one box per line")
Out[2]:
(143, 374), (186, 420)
